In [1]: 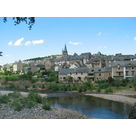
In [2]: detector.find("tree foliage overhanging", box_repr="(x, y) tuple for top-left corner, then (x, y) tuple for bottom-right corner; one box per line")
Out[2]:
(2, 17), (35, 30)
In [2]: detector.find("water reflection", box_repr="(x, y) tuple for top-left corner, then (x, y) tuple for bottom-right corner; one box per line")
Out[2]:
(48, 95), (131, 119)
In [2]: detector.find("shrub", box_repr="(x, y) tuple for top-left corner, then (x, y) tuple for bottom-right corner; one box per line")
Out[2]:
(78, 85), (85, 92)
(42, 84), (45, 89)
(8, 83), (16, 89)
(96, 87), (101, 93)
(25, 85), (29, 89)
(105, 87), (113, 93)
(32, 84), (36, 88)
(131, 75), (136, 90)
(84, 80), (94, 90)
(28, 92), (42, 103)
(8, 92), (21, 99)
(5, 75), (19, 81)
(21, 98), (36, 108)
(42, 103), (51, 110)
(0, 95), (9, 104)
(11, 99), (23, 111)
(31, 79), (37, 83)
(42, 98), (51, 110)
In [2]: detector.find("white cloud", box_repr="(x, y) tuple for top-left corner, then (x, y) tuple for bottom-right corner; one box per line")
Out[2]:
(68, 41), (81, 45)
(32, 40), (44, 45)
(25, 41), (31, 46)
(8, 38), (44, 47)
(133, 36), (136, 40)
(97, 32), (102, 36)
(8, 41), (13, 46)
(14, 37), (24, 46)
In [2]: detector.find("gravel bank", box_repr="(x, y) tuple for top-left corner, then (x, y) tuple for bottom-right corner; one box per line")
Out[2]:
(0, 104), (88, 119)
(0, 90), (48, 97)
(85, 94), (136, 105)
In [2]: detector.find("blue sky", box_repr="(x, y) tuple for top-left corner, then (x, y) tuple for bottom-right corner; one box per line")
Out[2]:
(0, 17), (136, 65)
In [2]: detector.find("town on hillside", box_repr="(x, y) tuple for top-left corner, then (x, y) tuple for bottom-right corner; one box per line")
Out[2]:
(1, 44), (136, 82)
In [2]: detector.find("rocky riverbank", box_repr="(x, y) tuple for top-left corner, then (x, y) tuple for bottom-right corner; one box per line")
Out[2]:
(0, 104), (88, 119)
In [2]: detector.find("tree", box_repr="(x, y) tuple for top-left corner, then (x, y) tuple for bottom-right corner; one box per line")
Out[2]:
(2, 17), (35, 30)
(131, 75), (136, 91)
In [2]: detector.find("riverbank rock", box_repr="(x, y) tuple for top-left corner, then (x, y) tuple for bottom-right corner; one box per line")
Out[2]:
(128, 104), (136, 119)
(0, 104), (88, 119)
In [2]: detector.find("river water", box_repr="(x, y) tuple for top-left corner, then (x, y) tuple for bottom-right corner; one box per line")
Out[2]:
(48, 95), (131, 119)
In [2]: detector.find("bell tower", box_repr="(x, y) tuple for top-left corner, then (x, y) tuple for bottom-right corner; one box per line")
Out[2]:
(62, 44), (68, 57)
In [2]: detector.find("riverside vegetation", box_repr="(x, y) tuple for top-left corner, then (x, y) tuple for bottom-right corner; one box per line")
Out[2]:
(0, 91), (51, 111)
(0, 70), (136, 93)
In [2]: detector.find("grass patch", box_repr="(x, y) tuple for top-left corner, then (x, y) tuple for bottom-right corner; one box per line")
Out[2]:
(42, 98), (51, 110)
(0, 95), (9, 104)
(0, 92), (51, 111)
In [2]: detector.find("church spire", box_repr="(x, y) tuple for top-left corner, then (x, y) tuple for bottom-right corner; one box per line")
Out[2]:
(62, 44), (68, 57)
(64, 44), (67, 52)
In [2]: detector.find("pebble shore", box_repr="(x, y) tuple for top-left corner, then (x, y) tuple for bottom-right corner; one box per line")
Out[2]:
(85, 94), (136, 105)
(0, 104), (88, 119)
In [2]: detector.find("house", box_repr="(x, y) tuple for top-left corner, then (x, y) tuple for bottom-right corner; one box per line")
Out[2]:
(112, 61), (136, 79)
(12, 61), (23, 72)
(59, 67), (112, 82)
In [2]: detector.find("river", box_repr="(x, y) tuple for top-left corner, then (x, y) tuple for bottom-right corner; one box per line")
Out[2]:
(48, 95), (131, 119)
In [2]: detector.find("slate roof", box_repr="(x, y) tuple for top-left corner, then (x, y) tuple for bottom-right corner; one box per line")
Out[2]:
(80, 52), (92, 59)
(55, 54), (82, 62)
(59, 67), (112, 75)
(112, 61), (136, 67)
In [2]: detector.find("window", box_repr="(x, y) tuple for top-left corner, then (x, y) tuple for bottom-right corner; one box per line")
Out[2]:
(126, 71), (129, 76)
(99, 73), (101, 76)
(78, 77), (81, 81)
(132, 71), (135, 76)
(88, 73), (94, 76)
(117, 64), (120, 69)
(132, 67), (134, 70)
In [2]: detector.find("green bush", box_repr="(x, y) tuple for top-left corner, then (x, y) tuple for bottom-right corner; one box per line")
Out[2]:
(42, 84), (45, 89)
(84, 80), (94, 90)
(42, 98), (51, 110)
(21, 98), (36, 108)
(32, 84), (36, 88)
(11, 99), (23, 111)
(31, 79), (38, 83)
(131, 75), (136, 90)
(42, 103), (51, 110)
(28, 92), (42, 103)
(5, 75), (19, 81)
(8, 92), (21, 98)
(96, 87), (101, 93)
(0, 95), (9, 104)
(8, 83), (16, 89)
(25, 85), (29, 89)
(105, 87), (113, 93)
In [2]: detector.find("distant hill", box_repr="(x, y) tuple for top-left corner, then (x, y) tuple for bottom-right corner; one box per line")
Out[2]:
(24, 54), (62, 61)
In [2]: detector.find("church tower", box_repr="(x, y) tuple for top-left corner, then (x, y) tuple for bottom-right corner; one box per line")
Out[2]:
(62, 44), (68, 57)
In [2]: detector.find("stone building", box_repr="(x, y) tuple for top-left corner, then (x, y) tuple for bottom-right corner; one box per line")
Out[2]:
(44, 59), (54, 70)
(112, 61), (136, 79)
(59, 67), (112, 82)
(12, 61), (23, 72)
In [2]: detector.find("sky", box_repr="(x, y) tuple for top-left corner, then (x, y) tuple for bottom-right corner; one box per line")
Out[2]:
(0, 17), (136, 65)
